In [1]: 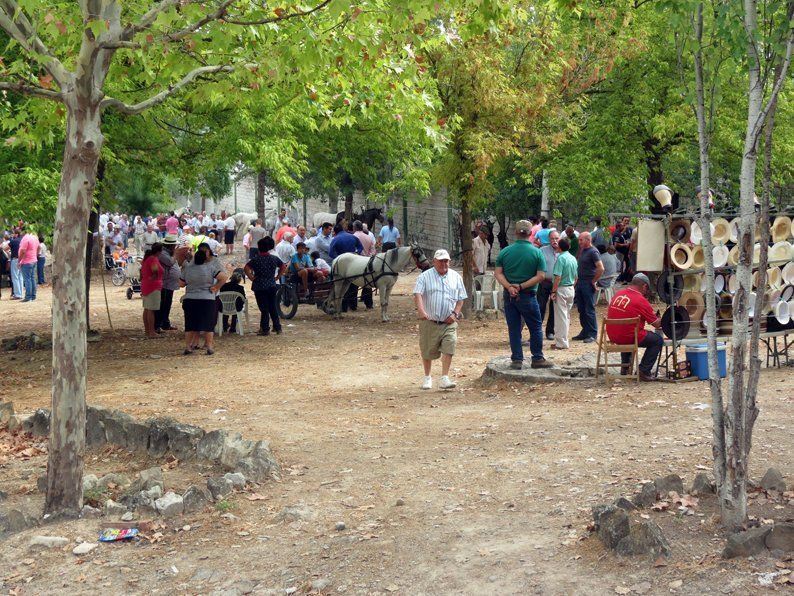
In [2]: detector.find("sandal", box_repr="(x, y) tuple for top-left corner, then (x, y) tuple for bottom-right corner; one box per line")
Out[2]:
(183, 349), (193, 355)
(206, 348), (215, 355)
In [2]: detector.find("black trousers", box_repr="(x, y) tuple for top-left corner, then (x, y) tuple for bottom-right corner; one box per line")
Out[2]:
(361, 286), (373, 308)
(155, 288), (174, 330)
(254, 287), (281, 333)
(536, 281), (555, 335)
(342, 283), (359, 311)
(222, 314), (238, 332)
(621, 331), (663, 375)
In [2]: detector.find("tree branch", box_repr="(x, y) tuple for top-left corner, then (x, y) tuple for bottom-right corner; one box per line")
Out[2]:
(0, 81), (65, 102)
(124, 0), (181, 36)
(100, 64), (234, 115)
(224, 0), (333, 25)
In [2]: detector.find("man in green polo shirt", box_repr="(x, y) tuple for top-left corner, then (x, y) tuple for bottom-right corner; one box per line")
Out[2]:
(494, 220), (554, 370)
(551, 237), (578, 349)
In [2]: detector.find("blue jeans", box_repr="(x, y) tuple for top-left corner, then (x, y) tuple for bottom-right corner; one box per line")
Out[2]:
(10, 258), (22, 298)
(503, 290), (544, 362)
(575, 281), (598, 339)
(37, 256), (46, 284)
(21, 263), (36, 300)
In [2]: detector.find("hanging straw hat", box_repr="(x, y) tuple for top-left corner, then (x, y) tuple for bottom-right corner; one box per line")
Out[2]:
(761, 289), (780, 315)
(769, 241), (792, 264)
(733, 292), (757, 319)
(729, 219), (739, 243)
(772, 216), (792, 242)
(767, 266), (782, 289)
(752, 243), (761, 266)
(728, 244), (740, 267)
(714, 273), (726, 294)
(712, 245), (729, 268)
(669, 219), (691, 243)
(652, 184), (675, 211)
(774, 300), (791, 325)
(679, 291), (705, 323)
(683, 274), (700, 291)
(690, 221), (714, 245)
(691, 246), (705, 269)
(752, 270), (760, 289)
(781, 284), (794, 303)
(670, 243), (694, 270)
(784, 262), (794, 285)
(712, 218), (731, 244)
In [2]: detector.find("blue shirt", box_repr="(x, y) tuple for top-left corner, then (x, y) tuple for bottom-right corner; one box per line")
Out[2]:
(535, 228), (552, 246)
(329, 231), (363, 259)
(289, 252), (312, 274)
(379, 225), (400, 244)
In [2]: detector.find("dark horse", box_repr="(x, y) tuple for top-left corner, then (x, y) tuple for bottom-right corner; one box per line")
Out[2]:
(336, 207), (385, 229)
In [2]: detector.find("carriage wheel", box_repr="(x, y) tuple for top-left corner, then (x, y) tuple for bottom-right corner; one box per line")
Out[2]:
(111, 268), (126, 286)
(126, 288), (133, 300)
(277, 285), (299, 319)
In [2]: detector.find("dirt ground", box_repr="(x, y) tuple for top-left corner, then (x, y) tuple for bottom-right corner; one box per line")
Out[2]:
(0, 256), (792, 595)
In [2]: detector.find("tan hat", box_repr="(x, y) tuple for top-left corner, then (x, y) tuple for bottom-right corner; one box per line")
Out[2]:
(728, 245), (740, 267)
(683, 274), (700, 291)
(769, 241), (792, 264)
(679, 291), (705, 323)
(712, 218), (731, 244)
(670, 243), (693, 270)
(772, 216), (791, 242)
(691, 246), (705, 269)
(515, 220), (532, 235)
(767, 266), (782, 289)
(783, 262), (794, 285)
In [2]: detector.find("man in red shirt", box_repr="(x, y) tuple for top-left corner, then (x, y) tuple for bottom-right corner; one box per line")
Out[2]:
(606, 273), (663, 381)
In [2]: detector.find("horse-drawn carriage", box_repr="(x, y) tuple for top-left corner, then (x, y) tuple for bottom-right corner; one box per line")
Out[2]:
(276, 277), (334, 319)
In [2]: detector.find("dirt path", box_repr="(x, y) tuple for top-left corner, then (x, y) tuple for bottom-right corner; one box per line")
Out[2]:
(0, 269), (791, 595)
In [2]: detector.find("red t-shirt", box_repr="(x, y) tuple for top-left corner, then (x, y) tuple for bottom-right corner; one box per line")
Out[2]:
(140, 255), (163, 296)
(606, 286), (659, 344)
(275, 226), (297, 243)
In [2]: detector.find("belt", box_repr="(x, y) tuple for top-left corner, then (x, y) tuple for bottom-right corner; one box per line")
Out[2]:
(428, 319), (450, 325)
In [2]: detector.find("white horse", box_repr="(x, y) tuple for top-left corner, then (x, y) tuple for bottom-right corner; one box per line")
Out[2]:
(313, 211), (338, 230)
(327, 242), (430, 322)
(233, 211), (258, 237)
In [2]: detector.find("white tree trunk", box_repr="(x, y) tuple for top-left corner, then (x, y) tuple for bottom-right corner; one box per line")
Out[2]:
(45, 98), (104, 517)
(540, 169), (550, 218)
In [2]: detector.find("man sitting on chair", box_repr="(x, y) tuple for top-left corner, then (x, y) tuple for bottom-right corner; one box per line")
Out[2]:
(289, 242), (321, 296)
(605, 273), (663, 382)
(219, 272), (246, 334)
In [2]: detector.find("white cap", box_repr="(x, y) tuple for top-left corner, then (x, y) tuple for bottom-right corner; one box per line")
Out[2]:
(434, 249), (451, 261)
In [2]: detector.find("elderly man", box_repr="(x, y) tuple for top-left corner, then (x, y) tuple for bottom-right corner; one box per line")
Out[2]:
(551, 237), (578, 349)
(142, 223), (159, 252)
(275, 231), (297, 264)
(494, 220), (553, 370)
(223, 212), (236, 254)
(606, 273), (663, 381)
(292, 225), (308, 246)
(248, 219), (267, 259)
(536, 229), (560, 340)
(413, 249), (467, 390)
(472, 226), (490, 275)
(573, 231), (604, 343)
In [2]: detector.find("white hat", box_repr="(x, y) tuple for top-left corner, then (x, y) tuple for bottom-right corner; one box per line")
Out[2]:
(783, 261), (794, 285)
(712, 244), (729, 268)
(434, 249), (451, 261)
(769, 241), (792, 264)
(772, 216), (791, 242)
(775, 300), (790, 325)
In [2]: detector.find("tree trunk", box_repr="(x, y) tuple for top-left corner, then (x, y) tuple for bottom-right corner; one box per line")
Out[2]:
(496, 214), (509, 249)
(329, 194), (339, 213)
(344, 188), (354, 224)
(256, 169), (267, 219)
(45, 99), (103, 517)
(643, 138), (664, 188)
(540, 170), (550, 218)
(459, 198), (474, 317)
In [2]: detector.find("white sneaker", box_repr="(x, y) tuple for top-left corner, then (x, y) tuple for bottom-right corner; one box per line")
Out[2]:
(439, 376), (456, 389)
(421, 376), (432, 390)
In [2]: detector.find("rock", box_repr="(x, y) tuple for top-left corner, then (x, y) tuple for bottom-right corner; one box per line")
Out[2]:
(197, 430), (229, 463)
(121, 511), (134, 522)
(85, 406), (108, 447)
(0, 490), (6, 501)
(632, 482), (657, 508)
(594, 505), (630, 550)
(82, 474), (99, 492)
(0, 401), (14, 424)
(722, 526), (772, 558)
(276, 505), (315, 523)
(98, 473), (130, 489)
(165, 422), (205, 460)
(234, 441), (280, 482)
(146, 418), (172, 458)
(138, 467), (164, 491)
(80, 505), (101, 518)
(219, 433), (256, 469)
(615, 520), (671, 558)
(155, 492), (184, 518)
(7, 415), (24, 432)
(654, 474), (684, 497)
(0, 508), (38, 534)
(335, 521), (346, 531)
(760, 468), (786, 492)
(613, 497), (636, 511)
(765, 523), (794, 552)
(37, 475), (48, 493)
(311, 579), (330, 591)
(104, 499), (126, 517)
(395, 498), (405, 506)
(207, 477), (234, 500)
(72, 542), (98, 556)
(183, 485), (213, 513)
(101, 409), (135, 448)
(124, 419), (151, 452)
(223, 472), (246, 489)
(30, 535), (69, 549)
(23, 408), (50, 437)
(691, 473), (715, 495)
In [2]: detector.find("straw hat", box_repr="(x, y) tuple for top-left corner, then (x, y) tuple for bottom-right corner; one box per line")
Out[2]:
(769, 241), (792, 264)
(774, 300), (791, 325)
(691, 246), (705, 269)
(679, 291), (705, 323)
(690, 221), (714, 245)
(714, 273), (726, 294)
(752, 270), (759, 289)
(719, 292), (734, 319)
(772, 216), (792, 242)
(670, 243), (694, 270)
(712, 218), (731, 244)
(728, 245), (740, 267)
(785, 262), (794, 285)
(752, 243), (761, 266)
(729, 219), (739, 243)
(683, 274), (700, 292)
(669, 219), (691, 243)
(712, 245), (729, 268)
(728, 274), (738, 294)
(761, 289), (780, 315)
(781, 284), (794, 303)
(767, 266), (782, 289)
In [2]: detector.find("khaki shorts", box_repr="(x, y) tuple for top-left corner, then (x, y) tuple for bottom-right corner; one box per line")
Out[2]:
(142, 290), (161, 310)
(419, 319), (458, 360)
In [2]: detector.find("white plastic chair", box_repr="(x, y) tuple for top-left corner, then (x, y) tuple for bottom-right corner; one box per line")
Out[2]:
(595, 274), (619, 305)
(474, 273), (500, 311)
(215, 291), (249, 336)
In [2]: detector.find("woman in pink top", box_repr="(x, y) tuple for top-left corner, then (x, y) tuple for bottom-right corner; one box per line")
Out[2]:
(18, 231), (40, 302)
(141, 243), (164, 338)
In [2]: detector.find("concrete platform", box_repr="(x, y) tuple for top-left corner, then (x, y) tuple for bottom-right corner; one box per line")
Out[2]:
(482, 353), (622, 383)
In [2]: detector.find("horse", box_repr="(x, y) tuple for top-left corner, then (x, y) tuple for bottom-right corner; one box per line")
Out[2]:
(232, 211), (258, 238)
(312, 211), (338, 230)
(325, 241), (430, 322)
(313, 207), (385, 230)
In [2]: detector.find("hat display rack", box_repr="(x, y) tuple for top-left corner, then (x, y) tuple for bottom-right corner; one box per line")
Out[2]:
(611, 200), (794, 368)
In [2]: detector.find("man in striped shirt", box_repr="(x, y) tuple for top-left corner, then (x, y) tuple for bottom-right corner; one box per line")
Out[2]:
(413, 249), (468, 390)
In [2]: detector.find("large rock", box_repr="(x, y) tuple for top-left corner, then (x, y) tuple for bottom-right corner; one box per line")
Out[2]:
(166, 422), (205, 460)
(129, 467), (164, 493)
(197, 430), (228, 462)
(30, 535), (69, 549)
(82, 474), (100, 492)
(654, 474), (684, 497)
(102, 410), (135, 447)
(765, 523), (794, 552)
(224, 472), (247, 489)
(146, 418), (172, 458)
(613, 497), (636, 511)
(593, 505), (630, 550)
(104, 499), (126, 517)
(615, 520), (671, 558)
(632, 482), (657, 508)
(760, 468), (786, 492)
(155, 492), (184, 518)
(85, 406), (108, 447)
(22, 409), (50, 437)
(722, 526), (771, 558)
(0, 508), (39, 534)
(219, 433), (256, 469)
(0, 401), (14, 424)
(183, 485), (213, 513)
(207, 476), (234, 500)
(690, 473), (715, 495)
(98, 473), (130, 489)
(234, 441), (280, 482)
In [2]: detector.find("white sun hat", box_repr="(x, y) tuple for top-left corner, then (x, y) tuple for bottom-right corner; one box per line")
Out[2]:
(712, 245), (730, 268)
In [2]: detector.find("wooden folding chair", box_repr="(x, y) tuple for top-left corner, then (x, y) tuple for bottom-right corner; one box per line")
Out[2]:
(595, 317), (640, 383)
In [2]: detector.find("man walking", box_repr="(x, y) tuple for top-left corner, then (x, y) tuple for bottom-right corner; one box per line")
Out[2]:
(537, 230), (559, 340)
(413, 249), (467, 390)
(573, 231), (604, 343)
(551, 237), (577, 349)
(494, 220), (553, 370)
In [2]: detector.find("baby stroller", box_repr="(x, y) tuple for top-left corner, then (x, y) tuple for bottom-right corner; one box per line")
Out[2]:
(123, 258), (143, 300)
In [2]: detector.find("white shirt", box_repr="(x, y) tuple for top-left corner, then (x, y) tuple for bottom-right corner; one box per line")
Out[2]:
(314, 258), (331, 273)
(224, 216), (236, 230)
(275, 239), (296, 264)
(292, 234), (306, 246)
(205, 237), (222, 254)
(413, 267), (468, 322)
